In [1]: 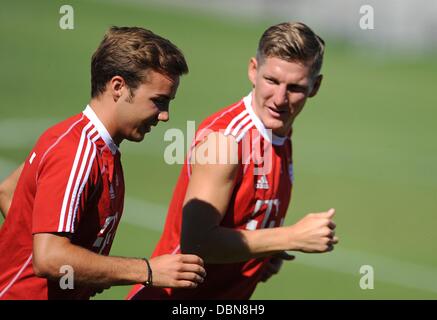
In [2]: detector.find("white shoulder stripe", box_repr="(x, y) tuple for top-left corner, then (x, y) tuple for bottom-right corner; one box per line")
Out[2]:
(91, 133), (100, 143)
(65, 128), (98, 232)
(224, 109), (248, 136)
(58, 122), (93, 232)
(70, 140), (97, 232)
(236, 121), (256, 142)
(231, 115), (251, 137)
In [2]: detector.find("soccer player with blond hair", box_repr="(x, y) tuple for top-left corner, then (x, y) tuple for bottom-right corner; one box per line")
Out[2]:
(128, 22), (338, 300)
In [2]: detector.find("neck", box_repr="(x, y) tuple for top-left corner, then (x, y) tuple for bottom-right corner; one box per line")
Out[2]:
(273, 127), (293, 137)
(88, 96), (122, 145)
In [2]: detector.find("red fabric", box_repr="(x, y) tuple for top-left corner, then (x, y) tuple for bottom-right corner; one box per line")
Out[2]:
(0, 112), (124, 300)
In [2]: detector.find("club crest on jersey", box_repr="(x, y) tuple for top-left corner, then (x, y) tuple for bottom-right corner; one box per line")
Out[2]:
(256, 175), (269, 189)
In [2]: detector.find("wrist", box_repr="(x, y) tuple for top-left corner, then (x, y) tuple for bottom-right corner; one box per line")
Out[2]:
(283, 225), (301, 252)
(142, 258), (153, 286)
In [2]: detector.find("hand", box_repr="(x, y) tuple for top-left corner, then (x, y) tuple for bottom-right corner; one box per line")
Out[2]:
(288, 208), (339, 253)
(149, 254), (206, 288)
(259, 251), (295, 283)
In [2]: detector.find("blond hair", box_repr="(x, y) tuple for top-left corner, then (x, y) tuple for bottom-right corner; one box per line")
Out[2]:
(256, 22), (325, 77)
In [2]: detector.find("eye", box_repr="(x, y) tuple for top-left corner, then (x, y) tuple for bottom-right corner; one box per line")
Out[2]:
(265, 77), (278, 85)
(152, 98), (169, 110)
(287, 85), (307, 93)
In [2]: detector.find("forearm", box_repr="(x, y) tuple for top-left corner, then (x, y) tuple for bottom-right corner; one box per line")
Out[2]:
(34, 241), (147, 287)
(191, 226), (291, 263)
(182, 207), (338, 263)
(58, 248), (147, 287)
(181, 197), (296, 263)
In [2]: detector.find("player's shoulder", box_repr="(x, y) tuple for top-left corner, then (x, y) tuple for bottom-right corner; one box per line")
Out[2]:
(197, 95), (256, 143)
(198, 97), (246, 131)
(35, 112), (93, 156)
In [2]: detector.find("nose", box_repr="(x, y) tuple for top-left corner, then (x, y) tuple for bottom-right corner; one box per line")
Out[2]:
(158, 111), (169, 122)
(273, 85), (288, 107)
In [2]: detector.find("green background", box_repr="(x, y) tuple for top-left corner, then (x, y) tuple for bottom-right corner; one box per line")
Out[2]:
(1, 0), (436, 299)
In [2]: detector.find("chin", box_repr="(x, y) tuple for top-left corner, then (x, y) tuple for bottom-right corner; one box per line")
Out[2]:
(263, 117), (284, 131)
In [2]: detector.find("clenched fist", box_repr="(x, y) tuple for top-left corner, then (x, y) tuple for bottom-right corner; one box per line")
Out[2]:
(287, 208), (338, 253)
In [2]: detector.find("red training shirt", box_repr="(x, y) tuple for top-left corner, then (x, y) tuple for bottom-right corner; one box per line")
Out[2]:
(0, 106), (125, 300)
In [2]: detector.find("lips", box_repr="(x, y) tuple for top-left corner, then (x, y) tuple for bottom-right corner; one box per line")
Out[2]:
(267, 106), (286, 118)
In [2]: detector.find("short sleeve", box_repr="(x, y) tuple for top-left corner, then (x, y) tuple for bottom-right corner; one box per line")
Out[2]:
(32, 136), (97, 234)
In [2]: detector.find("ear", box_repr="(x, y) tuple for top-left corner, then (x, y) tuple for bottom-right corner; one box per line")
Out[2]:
(308, 74), (323, 98)
(248, 57), (258, 88)
(108, 76), (126, 102)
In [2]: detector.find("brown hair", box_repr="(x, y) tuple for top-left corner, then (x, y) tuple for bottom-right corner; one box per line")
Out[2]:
(91, 26), (188, 98)
(256, 22), (325, 77)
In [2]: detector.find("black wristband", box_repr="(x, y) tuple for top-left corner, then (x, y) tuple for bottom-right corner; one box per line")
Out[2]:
(142, 258), (153, 286)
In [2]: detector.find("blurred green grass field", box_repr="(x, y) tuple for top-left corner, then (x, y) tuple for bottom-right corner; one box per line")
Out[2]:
(1, 0), (436, 299)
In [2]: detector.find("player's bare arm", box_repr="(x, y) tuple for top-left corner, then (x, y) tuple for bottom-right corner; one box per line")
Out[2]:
(33, 233), (206, 289)
(0, 163), (23, 218)
(181, 132), (339, 264)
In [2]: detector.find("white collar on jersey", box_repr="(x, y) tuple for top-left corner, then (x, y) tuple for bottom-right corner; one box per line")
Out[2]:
(243, 92), (288, 146)
(83, 105), (118, 155)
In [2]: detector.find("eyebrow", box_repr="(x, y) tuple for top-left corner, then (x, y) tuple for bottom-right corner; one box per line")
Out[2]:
(153, 94), (173, 101)
(265, 75), (308, 91)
